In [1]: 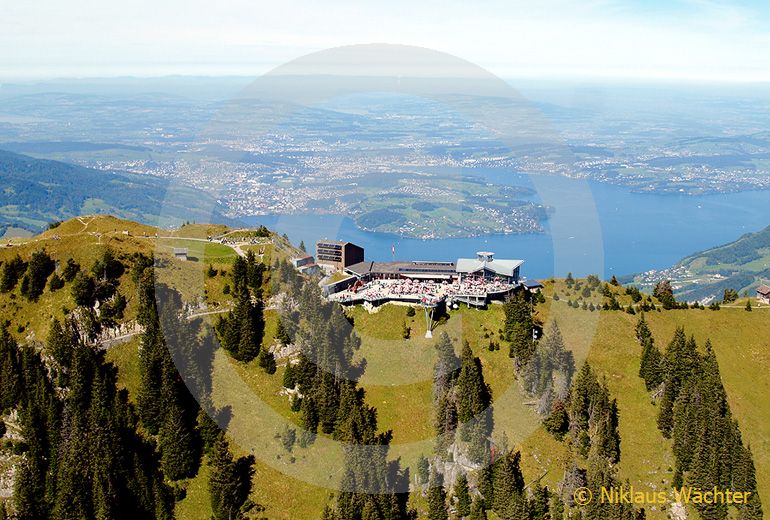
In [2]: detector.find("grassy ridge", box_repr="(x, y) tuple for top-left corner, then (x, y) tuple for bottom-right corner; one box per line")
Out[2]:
(6, 219), (768, 519)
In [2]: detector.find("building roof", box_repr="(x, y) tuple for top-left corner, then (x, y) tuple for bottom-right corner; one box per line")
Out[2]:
(346, 253), (525, 280)
(456, 257), (524, 277)
(345, 261), (374, 276)
(173, 248), (188, 255)
(523, 280), (544, 289)
(757, 284), (770, 295)
(345, 260), (456, 278)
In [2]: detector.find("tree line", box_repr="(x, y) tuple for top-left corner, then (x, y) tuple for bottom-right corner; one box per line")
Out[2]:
(635, 316), (763, 519)
(2, 246), (260, 519)
(273, 258), (411, 519)
(432, 332), (493, 464)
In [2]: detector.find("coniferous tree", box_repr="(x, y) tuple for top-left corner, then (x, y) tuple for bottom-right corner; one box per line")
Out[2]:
(231, 255), (248, 293)
(20, 249), (55, 300)
(272, 263), (410, 519)
(209, 434), (255, 520)
(216, 282), (264, 362)
(90, 248), (124, 281)
(197, 407), (222, 455)
(70, 271), (97, 307)
(722, 288), (738, 303)
(543, 400), (569, 439)
(503, 292), (535, 364)
(257, 347), (277, 374)
(638, 325), (664, 392)
(416, 455), (430, 486)
(469, 495), (488, 520)
(158, 399), (198, 480)
(568, 363), (620, 462)
(301, 395), (319, 434)
(433, 332), (459, 455)
(61, 257), (80, 282)
(14, 457), (49, 519)
(35, 322), (173, 519)
(275, 317), (291, 345)
(477, 462), (494, 510)
(46, 318), (80, 381)
(657, 328), (699, 437)
(528, 482), (550, 520)
(137, 321), (166, 434)
(636, 326), (763, 519)
(735, 446), (763, 519)
(245, 250), (266, 291)
(283, 362), (296, 388)
(551, 494), (565, 520)
(427, 470), (448, 520)
(48, 272), (64, 292)
(491, 450), (526, 518)
(433, 332), (459, 400)
(455, 341), (492, 462)
(456, 342), (491, 430)
(0, 254), (26, 293)
(321, 505), (337, 520)
(520, 322), (574, 404)
(454, 473), (471, 517)
(0, 327), (21, 413)
(8, 250), (212, 520)
(652, 280), (676, 309)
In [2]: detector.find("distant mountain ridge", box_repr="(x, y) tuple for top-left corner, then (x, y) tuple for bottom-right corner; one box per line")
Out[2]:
(628, 224), (770, 301)
(0, 149), (233, 236)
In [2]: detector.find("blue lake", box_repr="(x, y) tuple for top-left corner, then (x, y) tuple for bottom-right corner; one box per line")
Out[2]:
(244, 171), (770, 280)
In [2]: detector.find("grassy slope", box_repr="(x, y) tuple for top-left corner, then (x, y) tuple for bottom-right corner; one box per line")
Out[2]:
(105, 336), (142, 398)
(9, 220), (767, 519)
(0, 216), (156, 341)
(0, 216), (312, 519)
(348, 282), (769, 519)
(536, 281), (770, 518)
(197, 284), (769, 520)
(0, 215), (255, 343)
(638, 305), (770, 506)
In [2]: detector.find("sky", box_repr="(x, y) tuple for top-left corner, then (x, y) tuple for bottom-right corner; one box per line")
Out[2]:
(3, 0), (770, 82)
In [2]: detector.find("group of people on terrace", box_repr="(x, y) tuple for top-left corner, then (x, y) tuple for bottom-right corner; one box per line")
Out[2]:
(329, 275), (517, 305)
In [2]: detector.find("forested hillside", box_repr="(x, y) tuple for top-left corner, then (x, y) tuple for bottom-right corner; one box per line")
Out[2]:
(0, 150), (231, 236)
(629, 224), (770, 302)
(0, 217), (766, 519)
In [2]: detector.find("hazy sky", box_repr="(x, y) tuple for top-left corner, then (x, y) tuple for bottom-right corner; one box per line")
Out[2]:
(3, 0), (770, 81)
